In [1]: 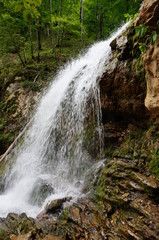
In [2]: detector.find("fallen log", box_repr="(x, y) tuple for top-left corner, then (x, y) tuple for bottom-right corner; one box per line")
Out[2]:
(0, 119), (33, 163)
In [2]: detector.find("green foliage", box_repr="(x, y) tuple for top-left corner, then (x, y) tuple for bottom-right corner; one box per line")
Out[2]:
(149, 149), (159, 177)
(138, 42), (147, 54)
(15, 0), (42, 18)
(21, 80), (41, 91)
(59, 208), (69, 220)
(0, 228), (8, 239)
(124, 13), (133, 22)
(135, 25), (148, 38)
(152, 31), (158, 44)
(133, 25), (148, 54)
(133, 24), (158, 56)
(0, 0), (142, 63)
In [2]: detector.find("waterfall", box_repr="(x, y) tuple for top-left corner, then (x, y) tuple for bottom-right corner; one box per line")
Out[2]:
(0, 23), (129, 218)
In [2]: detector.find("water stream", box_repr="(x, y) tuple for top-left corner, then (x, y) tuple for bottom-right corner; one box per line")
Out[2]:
(0, 23), (128, 218)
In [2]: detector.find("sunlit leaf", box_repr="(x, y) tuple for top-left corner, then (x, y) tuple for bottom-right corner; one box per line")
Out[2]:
(152, 31), (157, 43)
(15, 3), (23, 12)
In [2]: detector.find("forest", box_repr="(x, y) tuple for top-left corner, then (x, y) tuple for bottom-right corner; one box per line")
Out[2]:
(0, 0), (142, 66)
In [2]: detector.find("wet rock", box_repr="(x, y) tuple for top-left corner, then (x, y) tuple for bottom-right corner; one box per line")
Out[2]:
(0, 213), (45, 240)
(127, 181), (142, 191)
(45, 197), (72, 214)
(132, 172), (159, 190)
(110, 38), (117, 50)
(69, 206), (80, 223)
(110, 28), (129, 61)
(82, 160), (105, 194)
(29, 180), (54, 206)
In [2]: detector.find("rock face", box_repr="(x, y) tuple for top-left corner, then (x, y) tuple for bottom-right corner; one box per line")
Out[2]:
(100, 54), (149, 123)
(100, 33), (150, 148)
(135, 0), (159, 117)
(0, 81), (41, 156)
(143, 40), (159, 116)
(135, 0), (159, 27)
(6, 83), (40, 119)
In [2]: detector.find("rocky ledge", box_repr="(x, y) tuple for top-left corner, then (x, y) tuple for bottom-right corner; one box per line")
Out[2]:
(0, 157), (158, 240)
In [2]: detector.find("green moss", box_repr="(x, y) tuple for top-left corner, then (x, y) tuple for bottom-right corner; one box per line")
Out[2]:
(0, 118), (6, 130)
(2, 96), (17, 115)
(21, 80), (41, 91)
(94, 165), (114, 203)
(59, 208), (69, 221)
(104, 145), (115, 158)
(0, 159), (8, 178)
(82, 124), (100, 158)
(83, 126), (94, 142)
(18, 220), (31, 234)
(149, 149), (159, 178)
(0, 229), (8, 240)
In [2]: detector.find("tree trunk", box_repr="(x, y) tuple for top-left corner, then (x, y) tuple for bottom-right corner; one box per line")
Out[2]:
(57, 0), (62, 46)
(23, 50), (27, 64)
(47, 25), (50, 36)
(44, 0), (47, 8)
(58, 25), (65, 63)
(80, 0), (84, 46)
(29, 24), (34, 60)
(17, 52), (26, 67)
(0, 119), (33, 163)
(99, 6), (104, 40)
(96, 0), (99, 40)
(50, 0), (55, 52)
(36, 18), (42, 62)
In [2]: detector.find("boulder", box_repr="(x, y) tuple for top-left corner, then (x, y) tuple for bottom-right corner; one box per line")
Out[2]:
(45, 197), (72, 214)
(110, 28), (130, 60)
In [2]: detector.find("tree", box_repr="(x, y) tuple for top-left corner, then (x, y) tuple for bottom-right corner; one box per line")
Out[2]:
(50, 0), (55, 52)
(0, 1), (26, 66)
(15, 0), (42, 61)
(80, 0), (84, 45)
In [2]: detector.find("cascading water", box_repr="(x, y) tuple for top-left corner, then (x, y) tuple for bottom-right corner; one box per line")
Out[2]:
(0, 23), (129, 218)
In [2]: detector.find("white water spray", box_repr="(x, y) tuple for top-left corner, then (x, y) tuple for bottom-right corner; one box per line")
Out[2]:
(0, 23), (129, 218)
